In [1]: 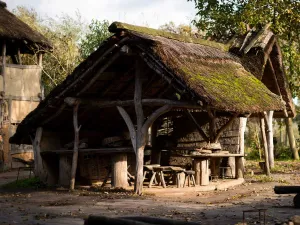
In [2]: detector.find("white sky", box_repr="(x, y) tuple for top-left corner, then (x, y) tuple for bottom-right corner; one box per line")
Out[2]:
(6, 0), (197, 28)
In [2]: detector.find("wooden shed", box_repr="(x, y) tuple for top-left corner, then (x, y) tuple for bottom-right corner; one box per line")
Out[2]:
(0, 1), (52, 169)
(10, 22), (293, 194)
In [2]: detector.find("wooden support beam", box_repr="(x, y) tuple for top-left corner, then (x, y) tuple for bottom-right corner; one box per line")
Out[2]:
(116, 106), (136, 151)
(214, 115), (237, 142)
(57, 37), (129, 99)
(263, 111), (274, 168)
(260, 118), (270, 176)
(64, 97), (203, 109)
(41, 104), (66, 125)
(208, 108), (217, 142)
(70, 103), (80, 191)
(78, 52), (121, 96)
(2, 41), (6, 93)
(185, 110), (209, 142)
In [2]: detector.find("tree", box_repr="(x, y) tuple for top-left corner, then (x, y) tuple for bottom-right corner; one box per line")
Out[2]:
(13, 6), (86, 95)
(80, 20), (111, 59)
(188, 0), (300, 161)
(159, 21), (193, 36)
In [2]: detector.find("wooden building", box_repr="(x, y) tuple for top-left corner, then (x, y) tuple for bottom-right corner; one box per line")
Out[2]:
(10, 22), (294, 194)
(0, 1), (52, 169)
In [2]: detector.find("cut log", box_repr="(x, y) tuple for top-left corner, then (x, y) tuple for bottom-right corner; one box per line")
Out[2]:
(274, 186), (300, 194)
(111, 153), (128, 188)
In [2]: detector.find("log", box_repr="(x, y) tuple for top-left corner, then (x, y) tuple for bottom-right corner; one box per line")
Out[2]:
(121, 216), (201, 225)
(84, 216), (150, 225)
(274, 186), (300, 194)
(111, 153), (128, 188)
(70, 103), (80, 190)
(85, 216), (201, 225)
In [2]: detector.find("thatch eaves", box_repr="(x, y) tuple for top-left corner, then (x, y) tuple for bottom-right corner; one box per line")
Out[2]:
(0, 2), (52, 53)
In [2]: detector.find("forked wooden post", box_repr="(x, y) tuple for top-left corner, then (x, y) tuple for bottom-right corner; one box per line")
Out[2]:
(70, 102), (80, 191)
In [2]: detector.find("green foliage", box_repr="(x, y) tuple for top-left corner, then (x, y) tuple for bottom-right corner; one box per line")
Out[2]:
(80, 20), (111, 59)
(13, 7), (86, 95)
(1, 177), (46, 189)
(188, 0), (300, 97)
(275, 144), (294, 160)
(245, 146), (261, 160)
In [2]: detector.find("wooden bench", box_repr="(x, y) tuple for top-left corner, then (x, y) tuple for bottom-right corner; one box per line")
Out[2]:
(274, 186), (300, 208)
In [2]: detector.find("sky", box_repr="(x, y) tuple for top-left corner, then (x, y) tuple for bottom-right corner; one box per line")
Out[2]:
(6, 0), (197, 28)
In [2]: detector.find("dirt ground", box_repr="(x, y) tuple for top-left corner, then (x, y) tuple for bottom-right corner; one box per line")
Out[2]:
(0, 161), (300, 225)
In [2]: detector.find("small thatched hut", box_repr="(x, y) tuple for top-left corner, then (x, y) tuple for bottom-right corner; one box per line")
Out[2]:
(10, 21), (293, 194)
(0, 1), (52, 169)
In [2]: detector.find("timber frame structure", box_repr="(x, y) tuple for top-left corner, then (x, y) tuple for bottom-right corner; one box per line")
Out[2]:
(10, 22), (294, 194)
(0, 1), (52, 169)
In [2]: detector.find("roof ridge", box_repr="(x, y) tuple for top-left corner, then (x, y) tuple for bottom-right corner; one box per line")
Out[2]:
(108, 21), (230, 52)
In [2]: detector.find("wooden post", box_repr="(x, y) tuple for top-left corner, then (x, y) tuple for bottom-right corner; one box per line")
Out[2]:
(59, 155), (72, 186)
(200, 159), (209, 185)
(70, 103), (80, 191)
(235, 156), (244, 179)
(33, 127), (43, 177)
(260, 118), (270, 176)
(285, 117), (299, 160)
(265, 111), (274, 168)
(37, 53), (44, 99)
(193, 159), (200, 185)
(17, 48), (22, 65)
(1, 41), (6, 93)
(134, 60), (146, 195)
(112, 153), (128, 188)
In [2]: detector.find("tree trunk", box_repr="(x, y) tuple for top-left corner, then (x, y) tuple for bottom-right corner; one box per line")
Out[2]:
(266, 111), (274, 168)
(260, 118), (270, 176)
(285, 117), (299, 160)
(70, 103), (80, 191)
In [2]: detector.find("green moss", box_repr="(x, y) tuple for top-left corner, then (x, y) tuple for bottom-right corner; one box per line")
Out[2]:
(109, 22), (229, 51)
(176, 59), (283, 112)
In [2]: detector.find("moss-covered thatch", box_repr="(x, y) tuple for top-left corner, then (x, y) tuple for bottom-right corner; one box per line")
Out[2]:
(109, 22), (229, 52)
(109, 22), (283, 113)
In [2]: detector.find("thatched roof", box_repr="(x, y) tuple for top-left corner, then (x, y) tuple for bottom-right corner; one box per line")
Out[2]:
(0, 2), (52, 53)
(10, 22), (292, 144)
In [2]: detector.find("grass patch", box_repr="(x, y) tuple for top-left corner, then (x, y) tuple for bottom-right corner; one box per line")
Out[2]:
(1, 177), (46, 190)
(245, 174), (289, 184)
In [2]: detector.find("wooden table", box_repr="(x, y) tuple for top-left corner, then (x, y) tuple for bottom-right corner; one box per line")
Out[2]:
(181, 153), (244, 186)
(148, 166), (185, 188)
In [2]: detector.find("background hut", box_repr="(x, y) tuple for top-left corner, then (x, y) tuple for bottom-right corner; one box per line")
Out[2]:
(0, 1), (52, 169)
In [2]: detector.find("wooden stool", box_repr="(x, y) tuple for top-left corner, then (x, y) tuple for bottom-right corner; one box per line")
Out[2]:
(184, 170), (196, 187)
